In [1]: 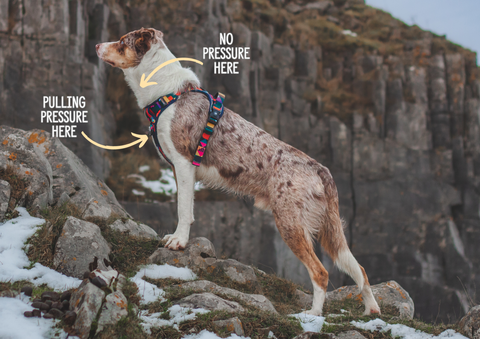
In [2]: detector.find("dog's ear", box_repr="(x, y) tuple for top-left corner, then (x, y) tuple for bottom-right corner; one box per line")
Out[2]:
(153, 28), (164, 42)
(134, 28), (164, 55)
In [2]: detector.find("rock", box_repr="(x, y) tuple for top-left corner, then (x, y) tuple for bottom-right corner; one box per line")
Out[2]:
(173, 280), (277, 313)
(32, 309), (41, 318)
(214, 259), (260, 287)
(285, 3), (302, 14)
(41, 291), (60, 302)
(293, 333), (333, 339)
(110, 219), (159, 239)
(53, 216), (111, 279)
(32, 302), (49, 311)
(296, 289), (313, 308)
(49, 308), (65, 319)
(149, 238), (261, 291)
(0, 179), (10, 221)
(43, 313), (54, 319)
(176, 293), (245, 313)
(326, 281), (414, 319)
(70, 282), (105, 338)
(24, 311), (33, 317)
(304, 1), (332, 13)
(148, 237), (216, 269)
(0, 126), (129, 217)
(64, 311), (77, 326)
(336, 331), (367, 339)
(62, 300), (70, 311)
(458, 305), (480, 339)
(20, 286), (33, 297)
(91, 276), (107, 289)
(89, 269), (120, 288)
(96, 291), (128, 334)
(52, 301), (63, 310)
(213, 317), (245, 336)
(61, 291), (72, 302)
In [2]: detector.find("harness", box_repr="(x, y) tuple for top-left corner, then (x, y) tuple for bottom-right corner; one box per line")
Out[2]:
(143, 87), (225, 167)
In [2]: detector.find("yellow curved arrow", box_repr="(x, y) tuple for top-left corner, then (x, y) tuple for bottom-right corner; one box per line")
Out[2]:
(140, 57), (203, 88)
(82, 131), (148, 150)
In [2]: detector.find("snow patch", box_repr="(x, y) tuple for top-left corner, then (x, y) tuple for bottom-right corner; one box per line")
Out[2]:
(0, 295), (75, 339)
(0, 207), (82, 291)
(342, 29), (357, 37)
(289, 313), (325, 333)
(131, 264), (196, 304)
(182, 329), (249, 339)
(128, 169), (204, 196)
(140, 305), (209, 334)
(352, 318), (468, 339)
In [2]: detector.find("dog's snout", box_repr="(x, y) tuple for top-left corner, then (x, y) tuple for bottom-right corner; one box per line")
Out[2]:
(95, 44), (100, 51)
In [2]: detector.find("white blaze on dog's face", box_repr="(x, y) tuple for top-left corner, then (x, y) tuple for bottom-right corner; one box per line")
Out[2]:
(96, 28), (164, 69)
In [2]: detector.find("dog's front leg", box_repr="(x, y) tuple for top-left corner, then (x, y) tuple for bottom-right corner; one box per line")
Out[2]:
(163, 159), (196, 250)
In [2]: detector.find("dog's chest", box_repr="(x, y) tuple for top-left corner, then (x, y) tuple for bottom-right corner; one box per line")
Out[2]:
(153, 105), (179, 161)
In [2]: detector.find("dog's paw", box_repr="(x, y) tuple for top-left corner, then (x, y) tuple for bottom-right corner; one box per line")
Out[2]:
(364, 306), (381, 315)
(163, 234), (188, 250)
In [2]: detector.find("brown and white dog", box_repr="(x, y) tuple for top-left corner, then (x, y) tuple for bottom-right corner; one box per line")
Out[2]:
(96, 28), (380, 316)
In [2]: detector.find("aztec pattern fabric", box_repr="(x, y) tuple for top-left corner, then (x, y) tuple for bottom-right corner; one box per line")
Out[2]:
(192, 92), (225, 166)
(143, 87), (225, 168)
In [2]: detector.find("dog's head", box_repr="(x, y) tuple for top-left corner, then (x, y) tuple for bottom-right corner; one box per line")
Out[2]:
(96, 28), (164, 69)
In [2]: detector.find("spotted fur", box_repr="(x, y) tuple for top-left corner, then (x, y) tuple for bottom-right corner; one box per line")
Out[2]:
(96, 28), (380, 316)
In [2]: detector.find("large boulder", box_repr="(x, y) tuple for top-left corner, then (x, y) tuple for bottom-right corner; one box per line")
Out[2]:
(173, 280), (277, 313)
(70, 281), (105, 339)
(148, 237), (261, 291)
(110, 218), (158, 239)
(53, 216), (111, 279)
(297, 281), (414, 319)
(459, 305), (480, 339)
(0, 126), (129, 219)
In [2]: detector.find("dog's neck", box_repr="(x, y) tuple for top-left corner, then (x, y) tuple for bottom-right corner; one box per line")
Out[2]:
(123, 44), (200, 108)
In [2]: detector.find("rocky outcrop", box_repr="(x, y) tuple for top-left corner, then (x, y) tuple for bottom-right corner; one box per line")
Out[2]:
(1, 0), (478, 324)
(53, 217), (112, 279)
(172, 280), (277, 313)
(459, 305), (480, 339)
(0, 126), (130, 218)
(176, 292), (245, 313)
(0, 0), (116, 180)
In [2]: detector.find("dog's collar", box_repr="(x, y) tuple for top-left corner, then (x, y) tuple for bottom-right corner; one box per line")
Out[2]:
(143, 87), (225, 167)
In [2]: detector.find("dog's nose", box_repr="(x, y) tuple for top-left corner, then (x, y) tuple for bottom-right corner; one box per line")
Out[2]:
(96, 44), (101, 52)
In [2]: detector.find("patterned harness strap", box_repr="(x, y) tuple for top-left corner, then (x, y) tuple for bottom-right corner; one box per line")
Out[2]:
(143, 87), (225, 168)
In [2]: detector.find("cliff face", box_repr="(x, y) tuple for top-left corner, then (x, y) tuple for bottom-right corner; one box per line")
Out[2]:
(1, 0), (479, 323)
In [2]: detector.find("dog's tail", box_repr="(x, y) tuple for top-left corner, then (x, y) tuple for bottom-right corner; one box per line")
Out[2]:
(318, 177), (365, 291)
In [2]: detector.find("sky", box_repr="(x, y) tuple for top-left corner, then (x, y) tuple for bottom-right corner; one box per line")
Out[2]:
(365, 0), (480, 63)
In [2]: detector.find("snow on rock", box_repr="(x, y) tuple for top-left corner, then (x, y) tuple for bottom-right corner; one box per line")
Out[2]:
(140, 304), (209, 334)
(131, 264), (196, 304)
(137, 264), (197, 281)
(181, 329), (249, 339)
(352, 318), (469, 339)
(0, 295), (73, 339)
(289, 313), (325, 333)
(0, 207), (81, 291)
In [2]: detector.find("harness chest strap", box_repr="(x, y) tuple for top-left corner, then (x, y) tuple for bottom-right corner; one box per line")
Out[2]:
(143, 87), (225, 167)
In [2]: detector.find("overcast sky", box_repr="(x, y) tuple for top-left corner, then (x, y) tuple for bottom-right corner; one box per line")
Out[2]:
(365, 0), (480, 63)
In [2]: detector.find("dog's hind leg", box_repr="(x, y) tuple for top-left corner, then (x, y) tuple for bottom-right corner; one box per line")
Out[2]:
(320, 195), (381, 315)
(273, 215), (329, 315)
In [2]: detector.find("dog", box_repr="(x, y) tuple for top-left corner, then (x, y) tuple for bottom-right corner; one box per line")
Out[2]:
(96, 27), (380, 316)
